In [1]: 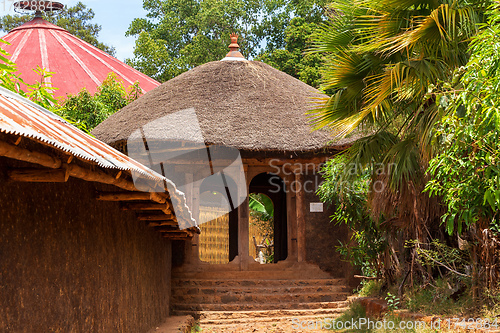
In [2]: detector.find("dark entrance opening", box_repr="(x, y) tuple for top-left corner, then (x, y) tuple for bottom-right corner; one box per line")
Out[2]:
(249, 173), (287, 263)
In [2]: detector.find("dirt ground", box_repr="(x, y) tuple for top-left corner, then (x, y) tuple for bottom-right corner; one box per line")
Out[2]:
(199, 321), (328, 332)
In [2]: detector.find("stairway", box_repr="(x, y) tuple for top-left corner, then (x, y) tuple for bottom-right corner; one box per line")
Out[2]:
(171, 263), (352, 328)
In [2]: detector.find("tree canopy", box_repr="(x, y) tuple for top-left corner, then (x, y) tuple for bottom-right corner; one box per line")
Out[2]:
(426, 5), (500, 236)
(0, 2), (116, 56)
(56, 73), (142, 132)
(126, 0), (328, 82)
(256, 17), (324, 88)
(313, 0), (490, 283)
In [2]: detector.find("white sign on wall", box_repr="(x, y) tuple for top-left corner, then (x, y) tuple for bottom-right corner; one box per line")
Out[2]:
(309, 202), (324, 213)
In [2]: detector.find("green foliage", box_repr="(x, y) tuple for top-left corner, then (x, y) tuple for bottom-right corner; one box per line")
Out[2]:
(249, 193), (274, 220)
(328, 302), (367, 332)
(126, 0), (328, 82)
(0, 40), (93, 133)
(404, 278), (472, 316)
(317, 156), (387, 276)
(408, 239), (469, 277)
(385, 292), (400, 311)
(56, 73), (141, 131)
(357, 280), (383, 297)
(0, 2), (115, 56)
(425, 5), (500, 235)
(310, 0), (488, 190)
(0, 40), (57, 109)
(249, 193), (274, 238)
(256, 16), (324, 88)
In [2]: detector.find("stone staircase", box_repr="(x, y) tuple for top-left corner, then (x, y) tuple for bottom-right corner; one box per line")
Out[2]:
(171, 263), (352, 327)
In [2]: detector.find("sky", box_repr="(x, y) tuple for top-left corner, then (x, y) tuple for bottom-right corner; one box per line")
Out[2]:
(1, 0), (148, 61)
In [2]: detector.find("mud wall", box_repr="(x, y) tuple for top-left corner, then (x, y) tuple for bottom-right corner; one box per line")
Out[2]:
(303, 173), (353, 280)
(0, 166), (171, 332)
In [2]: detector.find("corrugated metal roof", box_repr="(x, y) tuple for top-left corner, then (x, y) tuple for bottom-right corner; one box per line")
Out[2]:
(1, 17), (160, 98)
(0, 87), (197, 228)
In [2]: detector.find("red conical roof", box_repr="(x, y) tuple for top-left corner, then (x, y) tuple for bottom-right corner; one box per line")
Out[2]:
(1, 17), (160, 98)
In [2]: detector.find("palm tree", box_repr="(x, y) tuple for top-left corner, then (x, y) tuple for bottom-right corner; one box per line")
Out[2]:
(310, 0), (489, 280)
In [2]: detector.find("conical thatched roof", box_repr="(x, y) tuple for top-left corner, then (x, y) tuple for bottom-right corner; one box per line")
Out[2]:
(93, 60), (356, 153)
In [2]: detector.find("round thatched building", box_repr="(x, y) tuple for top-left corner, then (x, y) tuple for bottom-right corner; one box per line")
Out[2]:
(93, 36), (356, 281)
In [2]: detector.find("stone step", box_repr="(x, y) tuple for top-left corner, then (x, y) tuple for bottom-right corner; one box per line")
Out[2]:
(172, 300), (350, 312)
(172, 285), (350, 297)
(200, 313), (343, 326)
(171, 278), (347, 288)
(172, 266), (333, 280)
(174, 306), (350, 322)
(172, 291), (351, 305)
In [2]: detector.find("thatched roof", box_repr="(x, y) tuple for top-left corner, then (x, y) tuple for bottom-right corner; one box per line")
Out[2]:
(93, 60), (358, 153)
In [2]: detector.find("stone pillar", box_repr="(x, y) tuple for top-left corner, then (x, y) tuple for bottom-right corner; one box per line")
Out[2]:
(295, 172), (306, 262)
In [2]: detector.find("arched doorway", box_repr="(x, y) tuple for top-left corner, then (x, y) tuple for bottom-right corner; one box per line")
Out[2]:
(198, 174), (238, 264)
(249, 173), (287, 263)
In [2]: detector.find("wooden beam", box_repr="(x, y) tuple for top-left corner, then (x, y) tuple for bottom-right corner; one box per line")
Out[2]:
(8, 168), (69, 182)
(0, 138), (183, 222)
(68, 164), (140, 192)
(122, 203), (168, 211)
(97, 192), (170, 204)
(97, 192), (154, 202)
(137, 214), (174, 221)
(163, 235), (191, 240)
(160, 228), (195, 237)
(0, 140), (62, 169)
(158, 230), (190, 235)
(153, 226), (180, 233)
(122, 202), (173, 215)
(147, 221), (177, 227)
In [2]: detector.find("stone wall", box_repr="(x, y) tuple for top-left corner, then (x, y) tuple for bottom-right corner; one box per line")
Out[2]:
(0, 160), (171, 332)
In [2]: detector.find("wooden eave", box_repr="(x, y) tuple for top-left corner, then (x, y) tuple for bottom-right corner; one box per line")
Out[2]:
(0, 132), (198, 239)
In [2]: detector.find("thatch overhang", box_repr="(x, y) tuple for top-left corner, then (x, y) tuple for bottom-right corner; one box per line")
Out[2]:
(92, 60), (360, 158)
(0, 87), (198, 238)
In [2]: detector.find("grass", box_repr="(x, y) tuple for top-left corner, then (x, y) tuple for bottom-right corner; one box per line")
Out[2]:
(357, 280), (383, 297)
(325, 302), (436, 332)
(328, 277), (500, 332)
(190, 323), (202, 332)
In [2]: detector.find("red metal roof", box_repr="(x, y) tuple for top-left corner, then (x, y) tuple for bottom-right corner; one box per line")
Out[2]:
(1, 17), (160, 98)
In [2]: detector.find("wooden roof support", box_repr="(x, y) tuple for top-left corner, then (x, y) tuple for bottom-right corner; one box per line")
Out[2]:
(147, 221), (177, 227)
(163, 236), (191, 240)
(153, 226), (180, 232)
(122, 203), (169, 211)
(0, 139), (166, 193)
(97, 191), (169, 204)
(0, 140), (61, 169)
(159, 230), (191, 236)
(0, 138), (189, 235)
(137, 214), (174, 221)
(97, 192), (155, 202)
(160, 228), (195, 236)
(8, 168), (69, 182)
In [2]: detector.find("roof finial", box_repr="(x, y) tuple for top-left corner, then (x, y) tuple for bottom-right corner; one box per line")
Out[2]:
(229, 33), (239, 53)
(221, 33), (246, 62)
